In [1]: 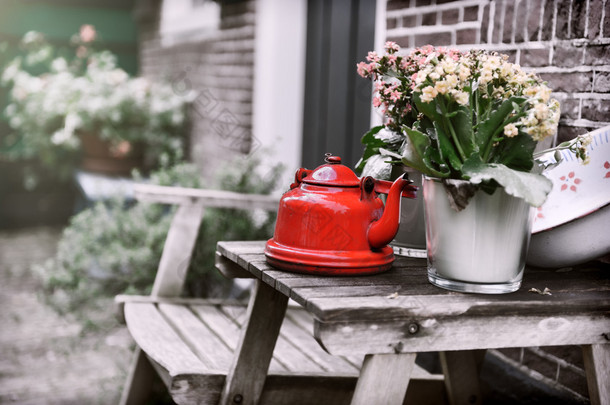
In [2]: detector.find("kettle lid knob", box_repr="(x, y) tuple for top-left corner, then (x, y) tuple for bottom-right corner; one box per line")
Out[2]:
(325, 154), (341, 164)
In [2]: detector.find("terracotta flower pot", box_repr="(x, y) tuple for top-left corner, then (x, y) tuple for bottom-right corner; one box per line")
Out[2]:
(79, 133), (144, 176)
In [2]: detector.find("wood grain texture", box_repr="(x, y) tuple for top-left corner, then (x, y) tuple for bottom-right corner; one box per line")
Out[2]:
(440, 351), (485, 405)
(219, 280), (289, 405)
(134, 184), (279, 211)
(151, 203), (206, 297)
(350, 353), (417, 405)
(582, 344), (610, 405)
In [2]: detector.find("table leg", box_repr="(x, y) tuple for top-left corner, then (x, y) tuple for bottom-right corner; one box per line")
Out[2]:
(219, 280), (289, 405)
(350, 352), (417, 405)
(582, 344), (610, 405)
(440, 350), (485, 405)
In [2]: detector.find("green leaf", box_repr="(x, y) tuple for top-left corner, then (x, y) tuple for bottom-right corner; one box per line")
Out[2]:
(490, 131), (537, 172)
(450, 107), (477, 157)
(356, 126), (386, 173)
(433, 120), (463, 172)
(402, 126), (449, 178)
(462, 156), (552, 207)
(475, 96), (526, 151)
(413, 91), (441, 121)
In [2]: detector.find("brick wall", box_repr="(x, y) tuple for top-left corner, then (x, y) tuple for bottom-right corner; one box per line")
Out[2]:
(386, 0), (610, 145)
(385, 0), (609, 401)
(135, 0), (257, 181)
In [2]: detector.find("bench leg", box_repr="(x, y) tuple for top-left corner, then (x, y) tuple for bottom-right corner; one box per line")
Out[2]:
(582, 344), (610, 405)
(119, 348), (157, 405)
(351, 352), (417, 405)
(440, 350), (485, 405)
(219, 280), (289, 405)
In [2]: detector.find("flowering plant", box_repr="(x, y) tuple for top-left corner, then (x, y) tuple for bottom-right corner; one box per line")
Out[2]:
(1, 26), (192, 182)
(357, 42), (589, 209)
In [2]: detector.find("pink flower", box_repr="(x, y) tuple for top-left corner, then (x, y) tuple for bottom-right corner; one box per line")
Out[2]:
(372, 97), (382, 107)
(367, 51), (380, 63)
(356, 62), (369, 77)
(389, 90), (401, 102)
(387, 54), (398, 64)
(385, 41), (400, 53)
(79, 24), (96, 43)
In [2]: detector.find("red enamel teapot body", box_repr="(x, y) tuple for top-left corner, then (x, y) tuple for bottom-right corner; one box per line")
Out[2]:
(264, 155), (417, 275)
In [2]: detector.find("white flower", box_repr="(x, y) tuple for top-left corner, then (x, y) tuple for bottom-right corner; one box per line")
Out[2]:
(421, 86), (438, 103)
(51, 58), (68, 72)
(503, 123), (518, 137)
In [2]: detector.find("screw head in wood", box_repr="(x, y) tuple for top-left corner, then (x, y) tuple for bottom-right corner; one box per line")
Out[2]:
(233, 394), (243, 403)
(407, 323), (419, 334)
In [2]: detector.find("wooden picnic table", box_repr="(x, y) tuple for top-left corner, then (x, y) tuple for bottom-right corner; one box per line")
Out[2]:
(215, 240), (610, 405)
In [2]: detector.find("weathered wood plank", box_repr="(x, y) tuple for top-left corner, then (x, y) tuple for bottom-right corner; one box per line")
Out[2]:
(314, 314), (610, 355)
(215, 252), (253, 279)
(189, 304), (286, 373)
(440, 350), (485, 405)
(219, 281), (289, 405)
(216, 240), (267, 263)
(151, 203), (206, 297)
(134, 184), (279, 211)
(305, 292), (610, 323)
(582, 344), (610, 405)
(158, 304), (234, 372)
(350, 353), (416, 405)
(124, 303), (207, 375)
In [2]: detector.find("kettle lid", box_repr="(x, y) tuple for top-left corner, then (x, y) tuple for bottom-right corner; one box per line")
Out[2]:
(302, 154), (360, 187)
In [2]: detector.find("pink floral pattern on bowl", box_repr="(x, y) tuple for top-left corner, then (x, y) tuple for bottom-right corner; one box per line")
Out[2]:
(532, 126), (610, 234)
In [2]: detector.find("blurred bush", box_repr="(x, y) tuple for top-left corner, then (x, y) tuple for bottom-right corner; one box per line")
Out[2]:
(36, 157), (281, 315)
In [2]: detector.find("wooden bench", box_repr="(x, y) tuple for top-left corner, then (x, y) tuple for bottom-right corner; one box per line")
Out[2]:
(115, 184), (446, 405)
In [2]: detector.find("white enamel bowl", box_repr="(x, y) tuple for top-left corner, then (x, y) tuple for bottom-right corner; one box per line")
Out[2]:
(526, 126), (610, 268)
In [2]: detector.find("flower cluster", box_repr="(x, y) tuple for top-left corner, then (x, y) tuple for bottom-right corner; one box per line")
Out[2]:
(1, 27), (193, 180)
(356, 42), (576, 207)
(358, 43), (560, 143)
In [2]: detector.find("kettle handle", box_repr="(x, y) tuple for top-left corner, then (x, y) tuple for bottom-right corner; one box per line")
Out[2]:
(290, 168), (313, 189)
(374, 174), (417, 198)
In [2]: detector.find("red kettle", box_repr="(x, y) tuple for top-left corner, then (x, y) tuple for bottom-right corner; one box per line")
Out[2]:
(265, 154), (417, 275)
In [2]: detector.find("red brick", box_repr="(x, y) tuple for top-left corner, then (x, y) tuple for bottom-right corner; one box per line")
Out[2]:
(521, 48), (550, 67)
(584, 44), (610, 66)
(559, 97), (581, 120)
(593, 71), (610, 92)
(403, 15), (417, 28)
(463, 6), (479, 22)
(422, 12), (437, 26)
(480, 4), (491, 43)
(552, 45), (584, 68)
(387, 0), (410, 11)
(492, 1), (505, 43)
(605, 1), (610, 37)
(442, 8), (459, 25)
(587, 0), (603, 39)
(502, 1), (515, 43)
(414, 32), (452, 47)
(388, 35), (411, 49)
(571, 0), (587, 38)
(555, 0), (571, 39)
(581, 98), (610, 121)
(527, 0), (543, 41)
(541, 72), (593, 93)
(514, 0), (528, 42)
(456, 28), (479, 45)
(540, 0), (554, 41)
(557, 125), (590, 143)
(387, 17), (398, 30)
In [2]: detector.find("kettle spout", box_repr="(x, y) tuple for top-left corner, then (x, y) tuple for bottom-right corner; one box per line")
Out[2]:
(367, 175), (411, 249)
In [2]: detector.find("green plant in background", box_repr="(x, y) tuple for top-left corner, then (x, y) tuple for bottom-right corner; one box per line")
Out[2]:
(36, 157), (281, 316)
(1, 26), (192, 187)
